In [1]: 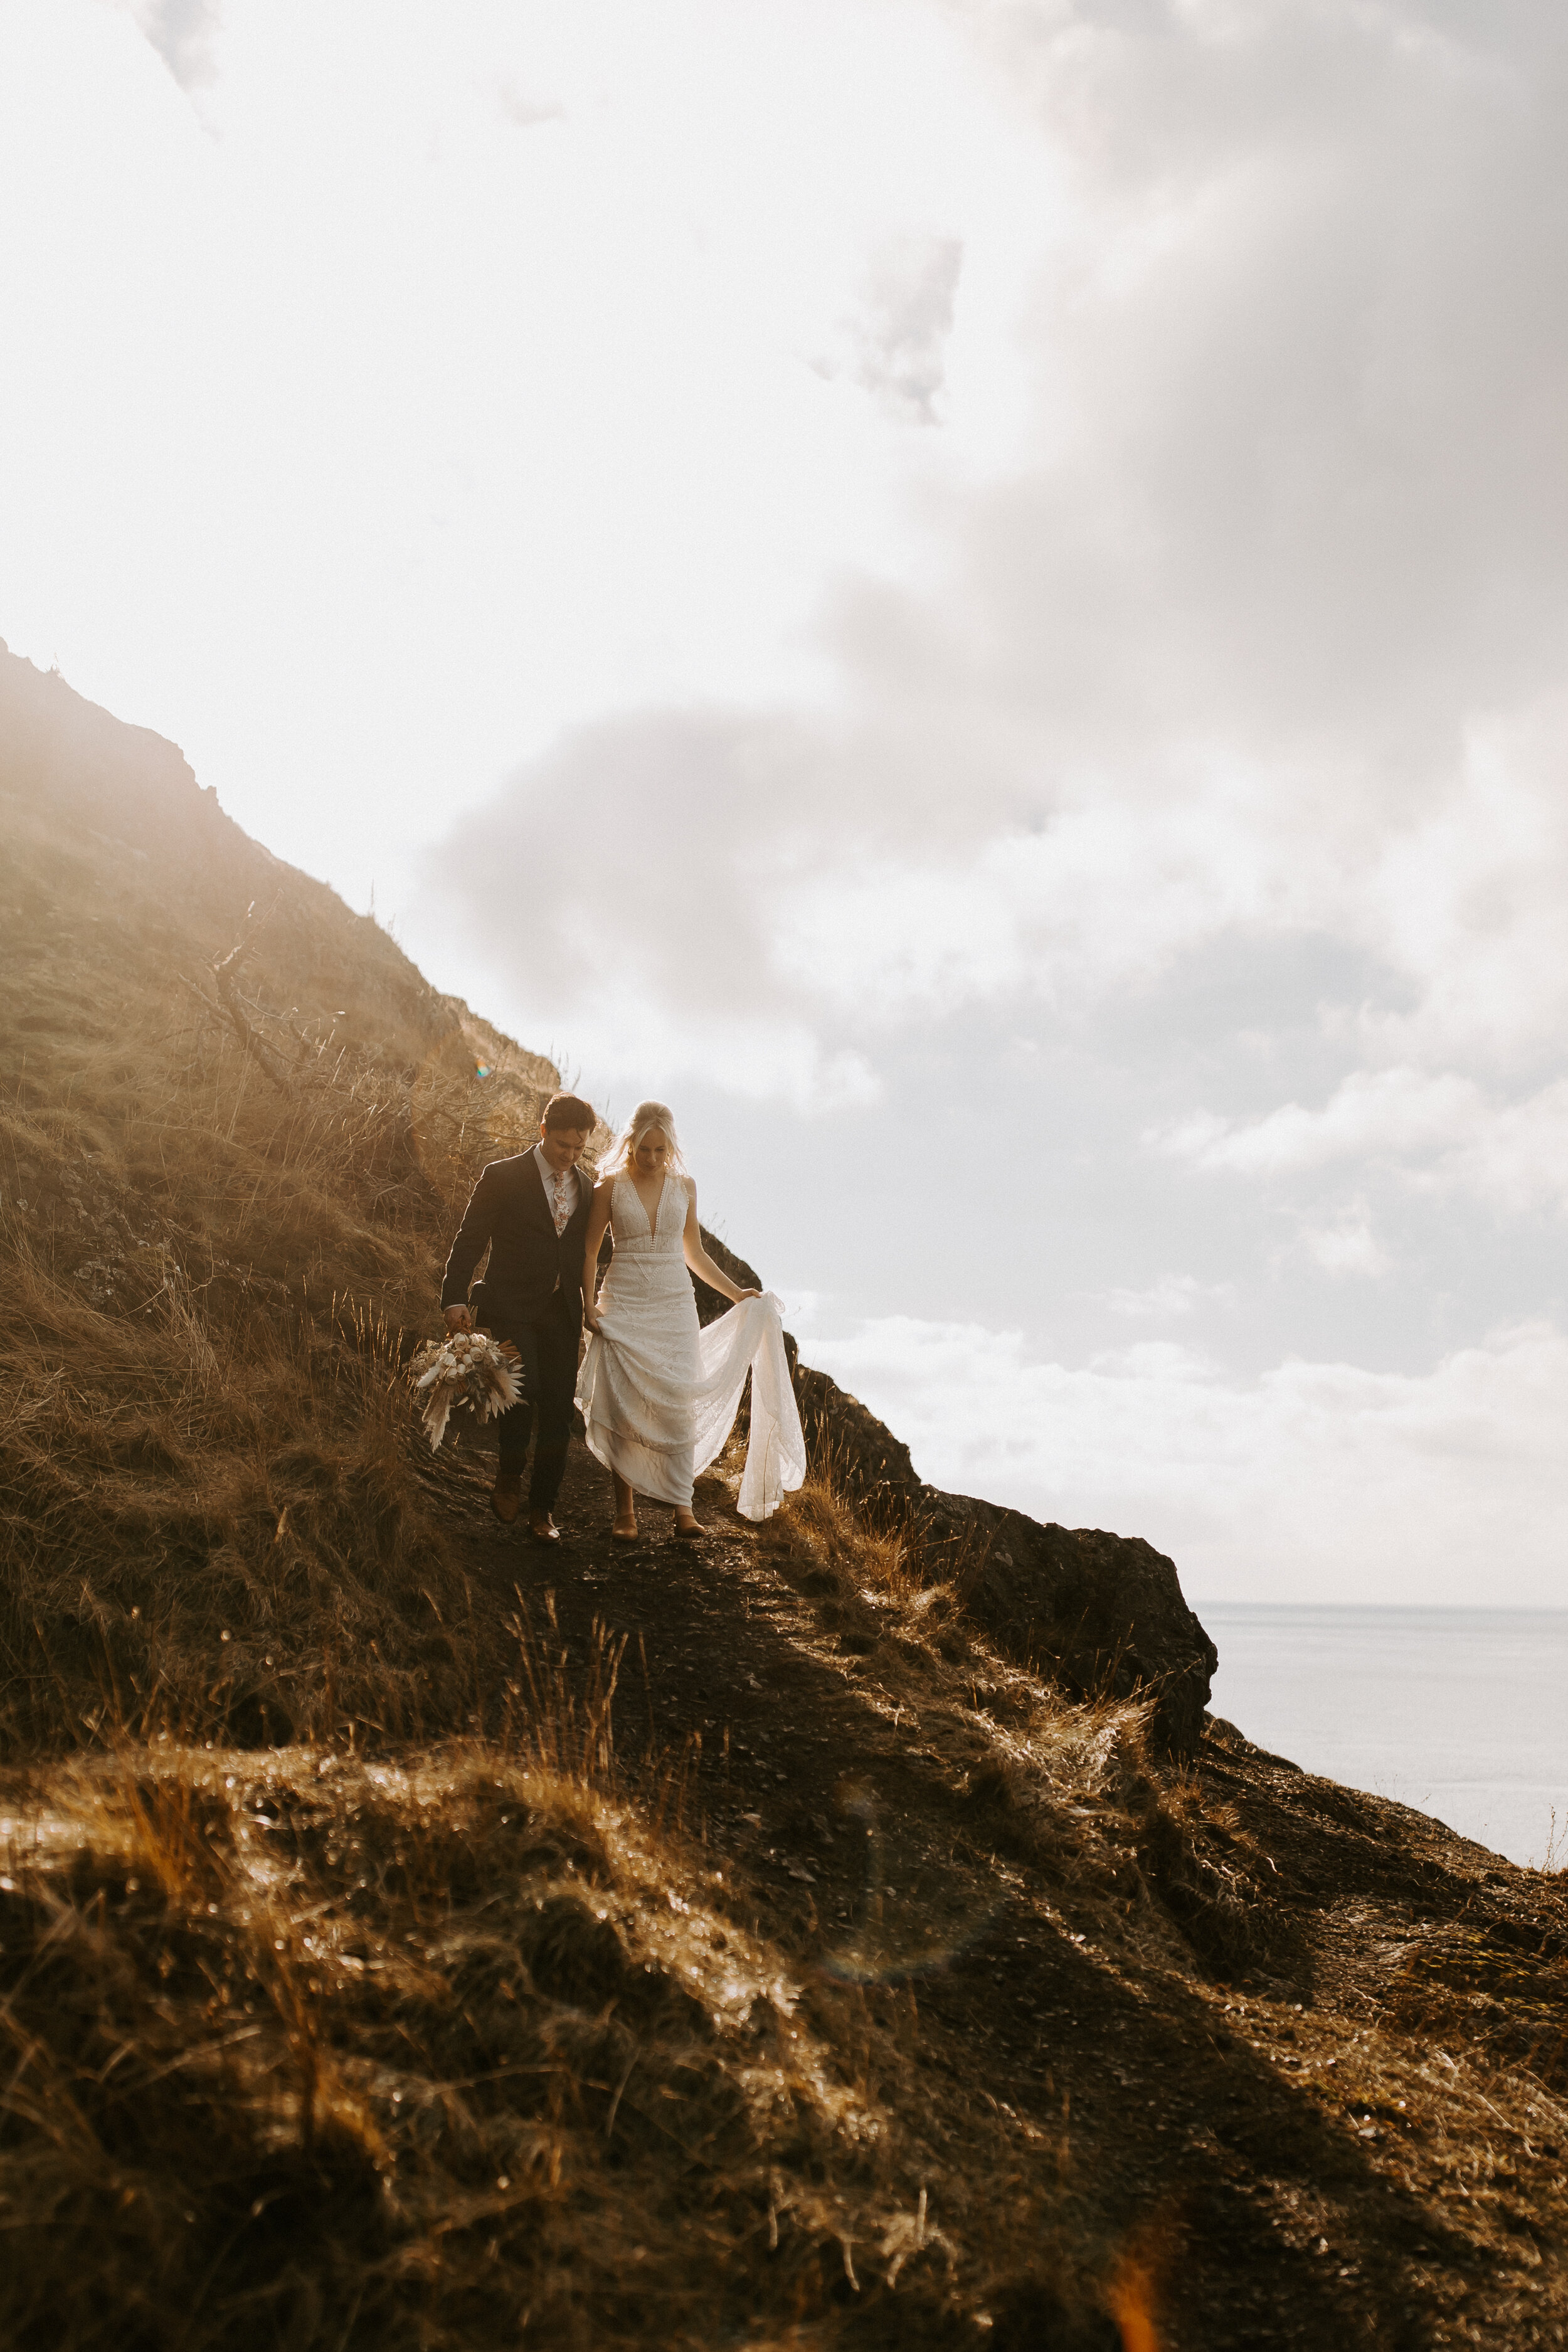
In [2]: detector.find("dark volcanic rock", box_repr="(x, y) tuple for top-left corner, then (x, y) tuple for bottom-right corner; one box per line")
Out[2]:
(691, 1231), (761, 1327)
(795, 1364), (919, 1513)
(793, 1360), (1216, 1757)
(941, 1501), (1218, 1758)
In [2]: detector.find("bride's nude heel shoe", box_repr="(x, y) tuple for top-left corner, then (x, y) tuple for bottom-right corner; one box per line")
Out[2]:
(612, 1517), (639, 1545)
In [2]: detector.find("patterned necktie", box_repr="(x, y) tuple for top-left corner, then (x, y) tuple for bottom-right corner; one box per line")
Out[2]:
(551, 1170), (571, 1235)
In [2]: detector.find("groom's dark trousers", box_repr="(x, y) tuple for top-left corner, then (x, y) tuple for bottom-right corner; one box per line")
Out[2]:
(440, 1150), (594, 1515)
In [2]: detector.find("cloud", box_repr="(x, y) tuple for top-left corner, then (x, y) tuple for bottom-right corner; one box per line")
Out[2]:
(1099, 1274), (1209, 1318)
(820, 234), (965, 424)
(420, 1), (1568, 1121)
(1440, 1079), (1568, 1215)
(1156, 1068), (1482, 1177)
(965, 3), (1568, 750)
(422, 707), (896, 1108)
(425, 707), (1310, 1096)
(495, 83), (567, 132)
(803, 1312), (1568, 1606)
(1298, 1201), (1391, 1280)
(1155, 1067), (1568, 1215)
(129, 0), (220, 90)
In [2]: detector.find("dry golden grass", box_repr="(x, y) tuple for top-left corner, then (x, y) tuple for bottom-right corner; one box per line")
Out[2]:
(0, 1712), (977, 2350)
(0, 777), (599, 1760)
(771, 1475), (1267, 1981)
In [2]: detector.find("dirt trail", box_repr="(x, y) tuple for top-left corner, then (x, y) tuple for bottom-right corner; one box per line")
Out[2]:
(417, 1429), (1568, 2351)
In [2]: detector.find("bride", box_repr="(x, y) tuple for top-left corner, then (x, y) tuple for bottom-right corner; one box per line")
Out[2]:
(576, 1100), (806, 1541)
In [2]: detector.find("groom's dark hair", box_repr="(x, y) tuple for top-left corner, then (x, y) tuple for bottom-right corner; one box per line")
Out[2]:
(543, 1091), (596, 1132)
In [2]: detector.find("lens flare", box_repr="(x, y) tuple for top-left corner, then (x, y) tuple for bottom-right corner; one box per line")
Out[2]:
(819, 1776), (1000, 1983)
(405, 1036), (554, 1205)
(1108, 2255), (1159, 2352)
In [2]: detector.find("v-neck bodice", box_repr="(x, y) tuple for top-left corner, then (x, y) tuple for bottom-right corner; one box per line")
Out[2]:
(610, 1172), (685, 1256)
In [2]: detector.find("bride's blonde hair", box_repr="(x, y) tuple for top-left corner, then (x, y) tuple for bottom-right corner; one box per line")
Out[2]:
(601, 1099), (690, 1183)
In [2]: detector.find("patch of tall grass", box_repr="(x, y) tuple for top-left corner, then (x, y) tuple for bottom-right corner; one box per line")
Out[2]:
(0, 787), (576, 1759)
(0, 1719), (967, 2349)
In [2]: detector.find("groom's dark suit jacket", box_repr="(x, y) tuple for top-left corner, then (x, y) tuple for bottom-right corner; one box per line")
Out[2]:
(440, 1152), (595, 1331)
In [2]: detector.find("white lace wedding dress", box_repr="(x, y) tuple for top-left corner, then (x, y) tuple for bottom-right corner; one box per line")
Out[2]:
(575, 1174), (806, 1521)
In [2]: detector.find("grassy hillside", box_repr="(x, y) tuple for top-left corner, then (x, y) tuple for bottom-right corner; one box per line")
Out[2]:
(0, 642), (566, 1753)
(4, 644), (1568, 2351)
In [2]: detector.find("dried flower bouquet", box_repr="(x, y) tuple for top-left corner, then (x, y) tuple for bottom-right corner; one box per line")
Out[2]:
(406, 1329), (522, 1450)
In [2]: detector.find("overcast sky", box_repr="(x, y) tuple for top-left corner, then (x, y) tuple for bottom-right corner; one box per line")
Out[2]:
(4, 0), (1566, 1604)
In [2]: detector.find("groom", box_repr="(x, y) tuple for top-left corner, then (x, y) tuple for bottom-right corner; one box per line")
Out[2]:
(440, 1091), (597, 1540)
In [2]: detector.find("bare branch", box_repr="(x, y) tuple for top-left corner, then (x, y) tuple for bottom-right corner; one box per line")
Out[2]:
(211, 904), (295, 1094)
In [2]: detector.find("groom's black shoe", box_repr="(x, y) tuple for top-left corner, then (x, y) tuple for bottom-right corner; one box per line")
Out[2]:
(490, 1471), (523, 1525)
(529, 1512), (561, 1543)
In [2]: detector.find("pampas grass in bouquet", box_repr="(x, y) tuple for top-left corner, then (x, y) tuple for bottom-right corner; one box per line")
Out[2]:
(406, 1329), (522, 1449)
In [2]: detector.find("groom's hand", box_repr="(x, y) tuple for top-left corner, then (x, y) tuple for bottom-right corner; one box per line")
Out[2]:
(444, 1304), (474, 1333)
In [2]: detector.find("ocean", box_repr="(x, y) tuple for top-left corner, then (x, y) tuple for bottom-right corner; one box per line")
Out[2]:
(1199, 1603), (1568, 1871)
